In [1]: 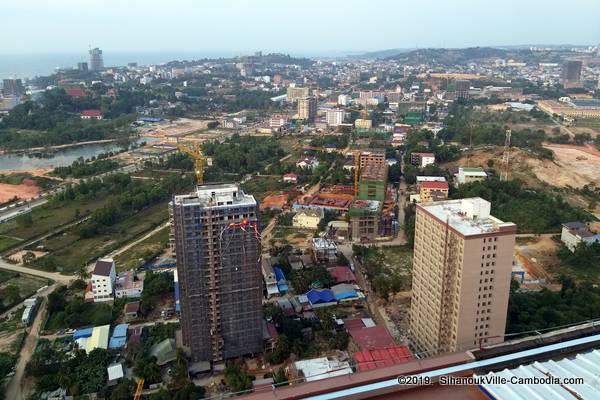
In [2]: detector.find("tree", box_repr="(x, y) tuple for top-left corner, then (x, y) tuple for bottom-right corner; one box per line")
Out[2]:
(224, 364), (253, 394)
(21, 251), (36, 265)
(173, 384), (205, 400)
(134, 356), (162, 384)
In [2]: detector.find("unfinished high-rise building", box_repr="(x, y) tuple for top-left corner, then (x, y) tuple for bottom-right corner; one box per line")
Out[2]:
(170, 183), (263, 362)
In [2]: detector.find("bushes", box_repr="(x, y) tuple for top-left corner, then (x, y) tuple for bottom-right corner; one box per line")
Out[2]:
(453, 178), (592, 233)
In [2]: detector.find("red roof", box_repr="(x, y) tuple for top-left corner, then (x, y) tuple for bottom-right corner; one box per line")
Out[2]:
(343, 318), (367, 331)
(354, 345), (414, 372)
(283, 172), (298, 178)
(328, 266), (357, 284)
(348, 326), (396, 351)
(81, 109), (102, 117)
(420, 181), (449, 190)
(66, 87), (86, 97)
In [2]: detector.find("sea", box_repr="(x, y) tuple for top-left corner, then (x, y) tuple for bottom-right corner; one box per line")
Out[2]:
(0, 51), (239, 80)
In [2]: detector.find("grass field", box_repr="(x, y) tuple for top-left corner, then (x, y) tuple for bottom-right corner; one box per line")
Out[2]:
(37, 202), (169, 273)
(114, 225), (170, 272)
(379, 245), (414, 288)
(0, 274), (48, 311)
(0, 236), (20, 253)
(0, 196), (112, 242)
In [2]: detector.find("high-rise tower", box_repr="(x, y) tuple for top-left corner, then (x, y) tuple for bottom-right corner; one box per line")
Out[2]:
(409, 198), (516, 356)
(89, 48), (104, 71)
(170, 184), (263, 362)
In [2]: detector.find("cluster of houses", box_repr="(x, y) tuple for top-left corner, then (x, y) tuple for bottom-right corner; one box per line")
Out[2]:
(86, 258), (144, 303)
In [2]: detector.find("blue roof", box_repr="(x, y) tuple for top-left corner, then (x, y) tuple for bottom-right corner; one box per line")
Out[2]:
(306, 289), (335, 304)
(334, 290), (357, 301)
(277, 282), (289, 293)
(109, 336), (127, 349)
(174, 281), (181, 312)
(73, 327), (93, 339)
(141, 117), (163, 122)
(112, 324), (128, 338)
(108, 324), (128, 349)
(273, 267), (286, 282)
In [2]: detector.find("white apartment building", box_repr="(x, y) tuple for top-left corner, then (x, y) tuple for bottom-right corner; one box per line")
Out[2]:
(326, 109), (345, 127)
(92, 259), (117, 302)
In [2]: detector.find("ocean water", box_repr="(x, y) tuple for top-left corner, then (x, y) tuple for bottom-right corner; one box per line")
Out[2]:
(0, 51), (239, 80)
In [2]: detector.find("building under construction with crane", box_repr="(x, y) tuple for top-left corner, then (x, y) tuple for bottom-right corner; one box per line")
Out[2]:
(170, 183), (264, 363)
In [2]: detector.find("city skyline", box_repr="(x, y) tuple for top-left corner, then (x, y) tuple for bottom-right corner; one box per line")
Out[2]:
(3, 0), (600, 54)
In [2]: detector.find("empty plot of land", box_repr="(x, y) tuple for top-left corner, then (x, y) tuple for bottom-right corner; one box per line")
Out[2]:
(141, 118), (216, 138)
(0, 182), (40, 203)
(539, 144), (600, 187)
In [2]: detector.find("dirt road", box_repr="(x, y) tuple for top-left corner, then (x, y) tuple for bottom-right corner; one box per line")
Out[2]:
(0, 259), (71, 285)
(4, 293), (50, 400)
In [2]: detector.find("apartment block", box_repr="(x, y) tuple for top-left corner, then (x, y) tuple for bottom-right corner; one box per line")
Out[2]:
(410, 152), (435, 168)
(287, 86), (310, 103)
(91, 259), (116, 302)
(358, 150), (386, 170)
(409, 198), (516, 356)
(298, 97), (317, 121)
(171, 183), (263, 362)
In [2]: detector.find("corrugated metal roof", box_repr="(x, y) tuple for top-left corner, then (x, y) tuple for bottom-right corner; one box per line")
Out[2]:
(86, 325), (110, 352)
(478, 349), (600, 399)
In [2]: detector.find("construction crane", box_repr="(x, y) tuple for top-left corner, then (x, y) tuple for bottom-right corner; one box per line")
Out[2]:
(175, 141), (205, 185)
(501, 127), (511, 181)
(133, 378), (144, 400)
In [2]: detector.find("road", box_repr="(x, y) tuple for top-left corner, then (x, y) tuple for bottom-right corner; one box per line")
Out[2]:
(4, 293), (51, 400)
(0, 284), (58, 320)
(0, 259), (72, 285)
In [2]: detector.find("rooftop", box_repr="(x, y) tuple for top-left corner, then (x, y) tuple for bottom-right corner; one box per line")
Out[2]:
(418, 198), (516, 237)
(420, 181), (449, 190)
(93, 259), (114, 277)
(173, 183), (256, 208)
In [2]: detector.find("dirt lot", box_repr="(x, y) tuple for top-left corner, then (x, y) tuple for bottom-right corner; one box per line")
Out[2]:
(140, 118), (217, 139)
(8, 250), (48, 264)
(514, 235), (561, 284)
(539, 144), (600, 187)
(448, 145), (600, 189)
(0, 329), (22, 353)
(0, 182), (41, 203)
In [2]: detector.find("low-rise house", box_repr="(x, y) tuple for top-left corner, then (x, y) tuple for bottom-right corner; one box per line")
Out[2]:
(107, 363), (124, 386)
(296, 156), (320, 170)
(123, 301), (140, 320)
(262, 256), (280, 298)
(114, 271), (143, 299)
(283, 172), (298, 183)
(561, 222), (600, 252)
(293, 209), (324, 229)
(80, 109), (103, 120)
(21, 297), (39, 326)
(293, 357), (353, 382)
(455, 167), (487, 185)
(328, 266), (356, 284)
(410, 152), (435, 168)
(419, 181), (449, 202)
(311, 238), (338, 263)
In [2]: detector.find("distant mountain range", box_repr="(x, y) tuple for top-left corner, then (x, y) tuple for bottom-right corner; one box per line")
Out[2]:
(345, 45), (593, 63)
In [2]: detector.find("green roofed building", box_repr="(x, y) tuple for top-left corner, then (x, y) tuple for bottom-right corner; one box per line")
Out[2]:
(358, 164), (388, 202)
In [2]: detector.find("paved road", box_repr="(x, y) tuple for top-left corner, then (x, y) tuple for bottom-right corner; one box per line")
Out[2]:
(4, 292), (51, 400)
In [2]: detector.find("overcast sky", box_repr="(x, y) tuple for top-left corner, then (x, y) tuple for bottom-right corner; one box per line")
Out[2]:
(2, 0), (599, 55)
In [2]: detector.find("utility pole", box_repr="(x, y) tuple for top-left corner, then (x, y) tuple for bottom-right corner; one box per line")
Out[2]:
(501, 127), (511, 181)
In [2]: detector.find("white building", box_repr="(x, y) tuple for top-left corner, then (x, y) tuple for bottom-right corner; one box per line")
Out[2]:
(455, 167), (488, 185)
(326, 109), (345, 127)
(92, 259), (116, 302)
(294, 357), (353, 382)
(337, 94), (351, 106)
(114, 271), (144, 299)
(561, 222), (600, 252)
(270, 115), (288, 129)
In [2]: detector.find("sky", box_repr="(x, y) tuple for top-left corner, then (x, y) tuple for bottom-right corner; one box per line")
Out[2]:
(2, 0), (600, 56)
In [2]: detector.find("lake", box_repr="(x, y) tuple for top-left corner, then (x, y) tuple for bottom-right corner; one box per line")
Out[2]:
(0, 137), (158, 171)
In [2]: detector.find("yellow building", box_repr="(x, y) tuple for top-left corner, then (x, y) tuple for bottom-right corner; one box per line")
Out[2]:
(293, 209), (324, 229)
(354, 119), (373, 129)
